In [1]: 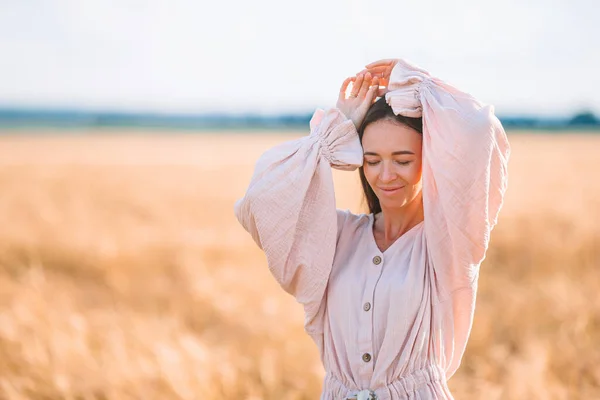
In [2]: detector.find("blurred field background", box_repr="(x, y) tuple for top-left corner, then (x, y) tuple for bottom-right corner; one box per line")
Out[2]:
(0, 130), (598, 400)
(2, 0), (599, 398)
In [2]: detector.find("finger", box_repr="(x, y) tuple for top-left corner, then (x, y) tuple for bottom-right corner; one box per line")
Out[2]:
(347, 78), (358, 99)
(365, 58), (397, 68)
(365, 72), (389, 89)
(338, 77), (353, 99)
(358, 72), (372, 98)
(378, 77), (389, 87)
(371, 76), (387, 97)
(371, 76), (380, 94)
(366, 71), (389, 87)
(352, 73), (364, 96)
(364, 66), (390, 79)
(377, 87), (389, 97)
(367, 77), (379, 103)
(364, 66), (387, 74)
(370, 76), (386, 98)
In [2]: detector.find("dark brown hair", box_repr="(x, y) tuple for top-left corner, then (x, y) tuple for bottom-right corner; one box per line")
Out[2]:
(357, 96), (423, 215)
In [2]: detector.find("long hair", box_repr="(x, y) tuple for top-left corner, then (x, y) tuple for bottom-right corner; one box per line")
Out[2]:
(357, 96), (423, 215)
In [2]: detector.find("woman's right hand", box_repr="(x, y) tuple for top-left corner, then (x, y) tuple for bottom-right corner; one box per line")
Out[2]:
(336, 72), (380, 129)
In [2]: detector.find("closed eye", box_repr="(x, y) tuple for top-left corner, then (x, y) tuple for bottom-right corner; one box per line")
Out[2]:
(365, 160), (411, 166)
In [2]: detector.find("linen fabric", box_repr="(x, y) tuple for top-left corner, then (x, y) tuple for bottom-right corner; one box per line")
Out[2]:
(234, 58), (510, 399)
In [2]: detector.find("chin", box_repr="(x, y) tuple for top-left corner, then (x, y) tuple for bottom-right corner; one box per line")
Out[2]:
(379, 197), (409, 208)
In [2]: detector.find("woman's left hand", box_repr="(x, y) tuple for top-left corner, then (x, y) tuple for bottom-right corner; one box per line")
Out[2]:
(360, 58), (399, 88)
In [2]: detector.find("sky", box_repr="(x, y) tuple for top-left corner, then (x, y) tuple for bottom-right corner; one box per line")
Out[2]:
(0, 0), (598, 117)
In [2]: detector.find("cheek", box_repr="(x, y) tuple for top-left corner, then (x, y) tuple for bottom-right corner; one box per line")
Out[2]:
(405, 162), (423, 184)
(363, 165), (378, 185)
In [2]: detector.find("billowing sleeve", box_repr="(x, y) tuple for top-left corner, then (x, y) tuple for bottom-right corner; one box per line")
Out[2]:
(385, 60), (510, 378)
(385, 59), (511, 295)
(233, 107), (363, 335)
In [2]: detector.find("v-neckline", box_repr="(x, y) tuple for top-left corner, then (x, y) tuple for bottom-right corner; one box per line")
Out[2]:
(368, 213), (424, 256)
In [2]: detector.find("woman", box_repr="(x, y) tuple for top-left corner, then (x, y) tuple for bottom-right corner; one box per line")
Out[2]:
(234, 58), (510, 400)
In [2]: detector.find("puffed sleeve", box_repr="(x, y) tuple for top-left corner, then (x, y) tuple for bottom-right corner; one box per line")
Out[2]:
(385, 59), (510, 295)
(233, 107), (363, 335)
(385, 60), (510, 378)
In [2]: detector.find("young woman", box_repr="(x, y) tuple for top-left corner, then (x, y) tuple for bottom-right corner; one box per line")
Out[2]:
(234, 58), (510, 400)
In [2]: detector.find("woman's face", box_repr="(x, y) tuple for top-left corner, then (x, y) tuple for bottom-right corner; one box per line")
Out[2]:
(362, 119), (423, 209)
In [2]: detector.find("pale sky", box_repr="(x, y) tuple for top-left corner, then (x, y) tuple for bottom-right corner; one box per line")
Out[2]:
(0, 0), (598, 116)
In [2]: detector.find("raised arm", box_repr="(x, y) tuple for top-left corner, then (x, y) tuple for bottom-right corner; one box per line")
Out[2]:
(233, 73), (378, 335)
(367, 58), (511, 295)
(418, 69), (510, 379)
(367, 58), (510, 378)
(421, 77), (510, 296)
(421, 95), (510, 294)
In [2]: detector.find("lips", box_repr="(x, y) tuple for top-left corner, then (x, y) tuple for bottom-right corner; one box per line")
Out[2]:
(379, 186), (404, 191)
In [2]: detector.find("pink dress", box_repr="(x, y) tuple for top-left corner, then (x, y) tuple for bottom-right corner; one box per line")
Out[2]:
(234, 61), (510, 400)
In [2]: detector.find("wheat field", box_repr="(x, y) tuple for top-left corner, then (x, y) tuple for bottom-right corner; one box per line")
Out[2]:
(0, 130), (598, 400)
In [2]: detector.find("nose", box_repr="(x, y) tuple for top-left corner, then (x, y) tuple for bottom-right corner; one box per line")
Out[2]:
(379, 161), (396, 183)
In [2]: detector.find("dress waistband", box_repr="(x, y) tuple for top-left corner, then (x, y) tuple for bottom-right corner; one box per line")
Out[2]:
(323, 364), (450, 400)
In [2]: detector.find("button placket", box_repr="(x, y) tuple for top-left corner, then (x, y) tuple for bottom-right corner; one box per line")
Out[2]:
(357, 253), (384, 386)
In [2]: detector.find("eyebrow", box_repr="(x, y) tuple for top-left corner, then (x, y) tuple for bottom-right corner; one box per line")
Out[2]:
(363, 151), (415, 156)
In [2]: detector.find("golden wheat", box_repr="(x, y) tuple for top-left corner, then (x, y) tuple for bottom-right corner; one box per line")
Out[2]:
(0, 130), (598, 399)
